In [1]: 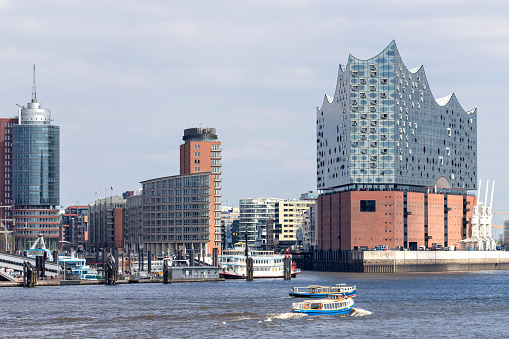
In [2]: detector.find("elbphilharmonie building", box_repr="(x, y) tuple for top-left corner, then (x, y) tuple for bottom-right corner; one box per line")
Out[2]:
(315, 42), (478, 252)
(317, 41), (476, 192)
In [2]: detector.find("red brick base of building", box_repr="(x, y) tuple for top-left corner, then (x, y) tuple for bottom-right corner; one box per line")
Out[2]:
(317, 190), (476, 251)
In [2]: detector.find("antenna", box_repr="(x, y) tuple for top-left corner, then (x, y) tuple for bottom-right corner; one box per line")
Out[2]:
(32, 64), (37, 102)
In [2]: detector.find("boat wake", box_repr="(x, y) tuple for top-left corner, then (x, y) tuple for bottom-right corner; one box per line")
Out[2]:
(264, 312), (307, 322)
(349, 308), (372, 317)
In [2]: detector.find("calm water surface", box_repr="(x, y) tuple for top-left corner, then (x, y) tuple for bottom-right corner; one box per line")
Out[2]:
(2, 270), (508, 338)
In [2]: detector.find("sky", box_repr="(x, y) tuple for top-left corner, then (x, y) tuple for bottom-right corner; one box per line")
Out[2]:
(0, 0), (508, 227)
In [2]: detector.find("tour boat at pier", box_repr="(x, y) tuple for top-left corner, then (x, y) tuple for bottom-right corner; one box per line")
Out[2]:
(292, 294), (355, 315)
(59, 253), (97, 280)
(219, 245), (300, 279)
(290, 283), (357, 298)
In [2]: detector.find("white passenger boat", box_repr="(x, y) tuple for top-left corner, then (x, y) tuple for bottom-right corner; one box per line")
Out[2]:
(59, 253), (97, 280)
(290, 283), (357, 298)
(219, 245), (300, 279)
(292, 294), (355, 316)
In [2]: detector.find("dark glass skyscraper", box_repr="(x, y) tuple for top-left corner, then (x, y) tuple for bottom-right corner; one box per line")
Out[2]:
(12, 71), (60, 251)
(13, 106), (60, 206)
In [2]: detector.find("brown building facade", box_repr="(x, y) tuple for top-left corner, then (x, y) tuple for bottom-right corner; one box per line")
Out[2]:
(317, 191), (476, 251)
(180, 127), (222, 250)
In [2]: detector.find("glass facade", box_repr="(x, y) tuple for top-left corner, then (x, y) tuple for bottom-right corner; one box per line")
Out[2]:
(239, 198), (283, 247)
(12, 124), (60, 206)
(141, 173), (213, 256)
(317, 41), (477, 191)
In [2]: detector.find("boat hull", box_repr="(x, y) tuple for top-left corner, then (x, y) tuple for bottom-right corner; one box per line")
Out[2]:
(292, 304), (354, 316)
(220, 272), (299, 279)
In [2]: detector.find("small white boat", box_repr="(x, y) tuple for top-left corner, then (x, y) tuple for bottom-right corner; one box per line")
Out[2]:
(292, 294), (355, 316)
(290, 283), (357, 298)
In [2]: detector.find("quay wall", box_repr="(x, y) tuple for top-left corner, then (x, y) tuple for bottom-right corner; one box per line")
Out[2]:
(308, 250), (509, 273)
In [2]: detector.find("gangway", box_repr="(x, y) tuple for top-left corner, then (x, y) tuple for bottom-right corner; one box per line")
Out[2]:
(0, 268), (15, 281)
(0, 251), (59, 279)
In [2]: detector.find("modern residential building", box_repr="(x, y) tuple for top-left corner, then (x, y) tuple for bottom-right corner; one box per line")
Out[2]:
(299, 192), (319, 251)
(137, 126), (221, 256)
(316, 41), (477, 251)
(124, 190), (143, 253)
(221, 206), (239, 249)
(274, 198), (315, 250)
(88, 196), (126, 252)
(141, 173), (215, 256)
(12, 71), (61, 251)
(239, 198), (283, 248)
(61, 205), (88, 250)
(180, 126), (222, 249)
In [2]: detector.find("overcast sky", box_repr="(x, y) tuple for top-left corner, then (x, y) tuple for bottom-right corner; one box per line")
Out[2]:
(1, 0), (508, 226)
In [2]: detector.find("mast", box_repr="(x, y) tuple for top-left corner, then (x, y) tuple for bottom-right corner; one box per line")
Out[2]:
(32, 64), (37, 102)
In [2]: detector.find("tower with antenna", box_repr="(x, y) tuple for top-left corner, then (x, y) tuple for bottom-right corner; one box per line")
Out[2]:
(11, 65), (61, 251)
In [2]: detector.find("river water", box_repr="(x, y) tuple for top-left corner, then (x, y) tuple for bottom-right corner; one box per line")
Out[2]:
(2, 270), (508, 338)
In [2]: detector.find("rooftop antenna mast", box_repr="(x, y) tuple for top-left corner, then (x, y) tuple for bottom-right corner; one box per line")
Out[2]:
(32, 64), (37, 102)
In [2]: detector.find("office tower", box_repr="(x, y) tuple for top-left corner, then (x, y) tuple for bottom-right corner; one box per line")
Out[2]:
(0, 117), (18, 250)
(316, 41), (477, 251)
(12, 69), (60, 251)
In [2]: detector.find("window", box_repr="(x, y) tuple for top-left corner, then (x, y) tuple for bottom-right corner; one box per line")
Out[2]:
(360, 200), (376, 212)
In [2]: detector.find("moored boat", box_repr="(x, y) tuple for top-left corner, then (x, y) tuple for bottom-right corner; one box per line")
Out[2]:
(219, 245), (300, 279)
(292, 294), (355, 315)
(290, 283), (357, 297)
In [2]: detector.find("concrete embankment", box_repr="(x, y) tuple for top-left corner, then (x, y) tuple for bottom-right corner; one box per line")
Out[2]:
(363, 250), (509, 273)
(311, 250), (509, 273)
